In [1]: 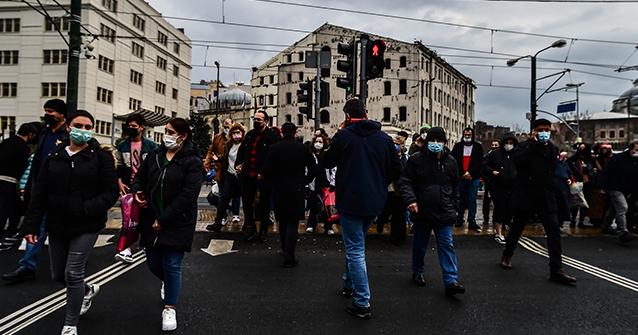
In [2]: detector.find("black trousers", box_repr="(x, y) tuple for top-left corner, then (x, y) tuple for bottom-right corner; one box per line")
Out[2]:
(503, 207), (563, 273)
(0, 182), (21, 236)
(483, 186), (492, 222)
(215, 174), (241, 224)
(240, 177), (272, 234)
(377, 192), (407, 244)
(490, 187), (512, 226)
(279, 218), (299, 262)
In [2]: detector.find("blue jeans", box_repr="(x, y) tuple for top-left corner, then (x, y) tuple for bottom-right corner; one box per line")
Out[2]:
(18, 220), (47, 271)
(458, 179), (480, 223)
(340, 213), (375, 308)
(145, 247), (185, 306)
(411, 224), (459, 285)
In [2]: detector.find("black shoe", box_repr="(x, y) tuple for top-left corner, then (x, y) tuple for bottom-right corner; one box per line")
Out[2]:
(412, 273), (426, 287)
(339, 287), (353, 298)
(283, 259), (299, 268)
(619, 232), (637, 243)
(601, 227), (619, 235)
(500, 255), (512, 269)
(549, 271), (577, 285)
(2, 266), (36, 283)
(468, 222), (482, 232)
(346, 304), (372, 320)
(205, 223), (222, 233)
(445, 282), (466, 296)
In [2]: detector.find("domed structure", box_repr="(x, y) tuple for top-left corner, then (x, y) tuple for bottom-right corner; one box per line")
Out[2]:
(217, 88), (252, 106)
(612, 79), (638, 115)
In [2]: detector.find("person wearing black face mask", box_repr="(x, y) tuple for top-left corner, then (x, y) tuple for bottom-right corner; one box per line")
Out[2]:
(235, 111), (279, 241)
(113, 114), (157, 263)
(3, 99), (69, 283)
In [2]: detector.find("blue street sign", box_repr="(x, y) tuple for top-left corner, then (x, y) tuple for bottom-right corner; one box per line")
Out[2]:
(557, 102), (576, 114)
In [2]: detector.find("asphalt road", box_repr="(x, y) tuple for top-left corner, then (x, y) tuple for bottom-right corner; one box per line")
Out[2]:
(0, 231), (636, 335)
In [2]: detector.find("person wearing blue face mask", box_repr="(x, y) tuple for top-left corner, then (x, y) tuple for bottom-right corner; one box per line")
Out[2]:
(21, 110), (119, 335)
(500, 118), (577, 286)
(399, 127), (466, 297)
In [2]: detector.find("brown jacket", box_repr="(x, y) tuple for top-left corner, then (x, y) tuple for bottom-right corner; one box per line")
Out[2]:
(204, 132), (229, 181)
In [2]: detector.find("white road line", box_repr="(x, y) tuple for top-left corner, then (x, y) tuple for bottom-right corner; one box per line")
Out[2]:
(0, 251), (146, 333)
(518, 237), (638, 292)
(3, 257), (148, 335)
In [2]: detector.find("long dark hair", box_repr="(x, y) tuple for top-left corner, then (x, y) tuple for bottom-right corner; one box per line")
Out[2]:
(169, 118), (192, 141)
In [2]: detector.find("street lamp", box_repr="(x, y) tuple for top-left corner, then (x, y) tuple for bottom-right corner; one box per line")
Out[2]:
(214, 61), (220, 113)
(565, 82), (584, 141)
(507, 39), (567, 131)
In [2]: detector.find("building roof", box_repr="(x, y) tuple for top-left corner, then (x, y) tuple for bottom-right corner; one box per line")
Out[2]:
(191, 84), (209, 90)
(577, 111), (638, 121)
(217, 88), (252, 104)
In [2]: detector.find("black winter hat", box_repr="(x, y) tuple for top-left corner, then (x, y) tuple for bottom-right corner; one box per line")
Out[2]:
(43, 99), (67, 117)
(425, 127), (447, 142)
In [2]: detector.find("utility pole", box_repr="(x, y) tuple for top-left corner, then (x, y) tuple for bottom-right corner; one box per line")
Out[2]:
(314, 52), (321, 131)
(359, 34), (369, 106)
(66, 0), (82, 115)
(530, 56), (537, 132)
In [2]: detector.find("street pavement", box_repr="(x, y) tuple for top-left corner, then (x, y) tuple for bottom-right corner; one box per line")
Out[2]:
(0, 228), (637, 334)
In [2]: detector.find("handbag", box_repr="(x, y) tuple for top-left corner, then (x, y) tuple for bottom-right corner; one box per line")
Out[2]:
(322, 187), (339, 223)
(116, 193), (140, 252)
(207, 182), (220, 207)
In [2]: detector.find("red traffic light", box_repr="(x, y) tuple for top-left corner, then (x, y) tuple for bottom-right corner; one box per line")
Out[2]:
(369, 40), (385, 58)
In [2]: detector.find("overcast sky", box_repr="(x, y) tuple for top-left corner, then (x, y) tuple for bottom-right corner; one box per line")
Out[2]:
(148, 0), (638, 130)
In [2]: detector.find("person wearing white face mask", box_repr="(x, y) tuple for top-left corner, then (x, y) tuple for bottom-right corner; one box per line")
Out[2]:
(206, 123), (246, 232)
(21, 110), (119, 335)
(451, 127), (484, 232)
(132, 118), (203, 332)
(399, 127), (465, 296)
(483, 133), (519, 244)
(500, 119), (577, 286)
(306, 133), (337, 234)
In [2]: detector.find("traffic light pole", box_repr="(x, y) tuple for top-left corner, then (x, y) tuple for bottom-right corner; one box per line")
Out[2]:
(66, 0), (82, 115)
(315, 52), (321, 131)
(351, 40), (357, 99)
(359, 34), (369, 106)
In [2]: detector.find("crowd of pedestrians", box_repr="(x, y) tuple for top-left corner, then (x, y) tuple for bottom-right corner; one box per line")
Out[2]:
(0, 98), (637, 333)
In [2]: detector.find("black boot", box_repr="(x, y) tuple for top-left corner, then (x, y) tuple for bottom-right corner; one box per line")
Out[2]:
(2, 266), (36, 283)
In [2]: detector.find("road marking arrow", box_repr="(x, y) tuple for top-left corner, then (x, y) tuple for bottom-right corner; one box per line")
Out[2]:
(94, 234), (114, 248)
(201, 239), (238, 257)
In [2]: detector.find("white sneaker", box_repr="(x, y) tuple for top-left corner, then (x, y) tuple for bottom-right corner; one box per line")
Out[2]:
(162, 307), (177, 331)
(80, 284), (100, 315)
(305, 227), (314, 233)
(160, 282), (165, 301)
(114, 249), (134, 263)
(327, 229), (335, 235)
(61, 325), (77, 335)
(232, 215), (240, 223)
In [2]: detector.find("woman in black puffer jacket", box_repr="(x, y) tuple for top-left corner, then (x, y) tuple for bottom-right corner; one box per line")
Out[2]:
(22, 110), (119, 335)
(131, 118), (203, 332)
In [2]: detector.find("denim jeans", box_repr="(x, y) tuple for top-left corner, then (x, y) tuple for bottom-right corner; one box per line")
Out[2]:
(411, 224), (459, 285)
(145, 247), (185, 306)
(48, 233), (98, 326)
(607, 190), (628, 233)
(340, 213), (375, 308)
(18, 220), (47, 270)
(458, 179), (480, 223)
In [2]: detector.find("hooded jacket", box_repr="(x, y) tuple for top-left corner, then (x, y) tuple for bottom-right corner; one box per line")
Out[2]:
(399, 147), (460, 225)
(22, 139), (119, 237)
(510, 139), (559, 212)
(321, 120), (402, 217)
(483, 133), (518, 190)
(132, 141), (203, 251)
(115, 137), (158, 187)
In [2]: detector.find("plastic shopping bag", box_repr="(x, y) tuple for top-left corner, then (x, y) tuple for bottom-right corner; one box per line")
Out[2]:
(569, 182), (589, 208)
(207, 182), (220, 207)
(117, 193), (140, 252)
(322, 187), (339, 223)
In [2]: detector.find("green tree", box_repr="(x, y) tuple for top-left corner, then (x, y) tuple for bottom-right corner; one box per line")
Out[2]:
(189, 112), (212, 158)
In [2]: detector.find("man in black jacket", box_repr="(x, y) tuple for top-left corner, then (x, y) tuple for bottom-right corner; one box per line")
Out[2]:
(500, 119), (577, 285)
(399, 127), (466, 297)
(601, 140), (638, 243)
(263, 123), (317, 267)
(451, 127), (483, 231)
(3, 99), (69, 283)
(235, 110), (279, 241)
(0, 123), (39, 248)
(322, 98), (401, 319)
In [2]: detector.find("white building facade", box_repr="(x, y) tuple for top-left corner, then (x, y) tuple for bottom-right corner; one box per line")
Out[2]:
(251, 24), (475, 142)
(0, 0), (192, 143)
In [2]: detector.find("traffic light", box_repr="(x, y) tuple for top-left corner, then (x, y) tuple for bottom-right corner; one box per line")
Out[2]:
(320, 80), (330, 108)
(297, 79), (313, 120)
(336, 41), (355, 93)
(366, 39), (386, 80)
